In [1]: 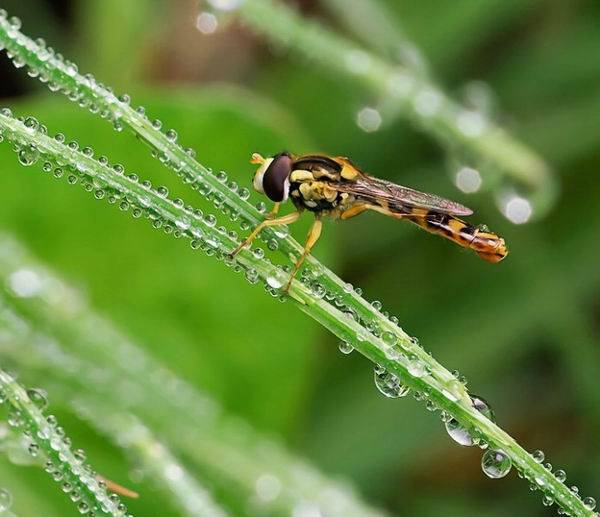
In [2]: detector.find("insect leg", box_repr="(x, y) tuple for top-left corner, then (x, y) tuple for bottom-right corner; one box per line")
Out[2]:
(230, 211), (301, 257)
(96, 475), (139, 499)
(284, 216), (322, 293)
(266, 202), (281, 220)
(339, 203), (370, 220)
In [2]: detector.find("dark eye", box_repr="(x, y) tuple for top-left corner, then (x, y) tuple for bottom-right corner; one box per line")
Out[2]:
(263, 152), (292, 202)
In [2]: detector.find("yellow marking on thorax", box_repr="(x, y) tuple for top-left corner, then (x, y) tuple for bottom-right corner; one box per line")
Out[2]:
(340, 164), (359, 180)
(290, 169), (315, 182)
(299, 181), (338, 202)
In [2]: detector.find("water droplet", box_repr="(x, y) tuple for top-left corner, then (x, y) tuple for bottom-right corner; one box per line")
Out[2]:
(255, 473), (281, 502)
(373, 367), (409, 398)
(156, 186), (169, 198)
(356, 107), (382, 133)
(554, 469), (566, 483)
(407, 358), (427, 377)
(497, 191), (533, 224)
(338, 341), (354, 355)
(542, 495), (554, 507)
(27, 388), (48, 410)
(413, 88), (442, 117)
(18, 144), (39, 166)
(166, 129), (178, 142)
(344, 49), (371, 75)
(196, 11), (219, 34)
(456, 109), (487, 137)
(481, 449), (512, 479)
(245, 268), (259, 284)
(74, 448), (86, 463)
(0, 488), (12, 512)
(584, 497), (597, 511)
(265, 269), (287, 290)
(7, 268), (42, 298)
(532, 449), (545, 463)
(207, 0), (242, 11)
(445, 394), (494, 446)
(455, 166), (482, 193)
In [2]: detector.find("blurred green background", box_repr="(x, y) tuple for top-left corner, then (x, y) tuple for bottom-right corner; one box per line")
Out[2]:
(0, 0), (599, 515)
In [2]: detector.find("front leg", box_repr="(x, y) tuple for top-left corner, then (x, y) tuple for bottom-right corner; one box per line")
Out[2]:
(230, 210), (301, 258)
(284, 216), (323, 293)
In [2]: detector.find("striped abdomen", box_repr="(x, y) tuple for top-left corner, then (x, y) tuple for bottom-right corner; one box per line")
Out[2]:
(408, 210), (508, 263)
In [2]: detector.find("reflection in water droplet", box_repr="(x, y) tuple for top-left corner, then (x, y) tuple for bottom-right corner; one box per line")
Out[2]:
(481, 449), (512, 479)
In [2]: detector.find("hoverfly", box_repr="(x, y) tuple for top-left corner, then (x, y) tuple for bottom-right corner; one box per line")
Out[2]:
(231, 152), (508, 292)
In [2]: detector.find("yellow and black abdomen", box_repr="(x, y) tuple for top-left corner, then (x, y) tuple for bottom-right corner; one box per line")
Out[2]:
(409, 210), (508, 263)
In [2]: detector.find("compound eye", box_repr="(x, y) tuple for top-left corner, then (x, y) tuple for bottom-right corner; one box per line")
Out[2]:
(263, 153), (292, 202)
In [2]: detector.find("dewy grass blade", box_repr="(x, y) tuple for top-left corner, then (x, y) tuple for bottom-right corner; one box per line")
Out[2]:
(0, 369), (127, 516)
(0, 104), (594, 517)
(0, 234), (386, 517)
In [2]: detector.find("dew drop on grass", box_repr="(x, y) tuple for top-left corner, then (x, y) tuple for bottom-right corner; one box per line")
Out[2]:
(18, 144), (39, 165)
(26, 388), (48, 410)
(532, 449), (545, 463)
(444, 394), (494, 446)
(584, 497), (597, 511)
(338, 341), (353, 355)
(373, 366), (409, 398)
(265, 269), (287, 290)
(481, 449), (512, 479)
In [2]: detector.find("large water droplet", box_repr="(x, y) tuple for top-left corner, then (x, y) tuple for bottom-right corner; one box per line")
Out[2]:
(481, 449), (512, 479)
(373, 366), (409, 398)
(444, 394), (494, 446)
(584, 497), (597, 511)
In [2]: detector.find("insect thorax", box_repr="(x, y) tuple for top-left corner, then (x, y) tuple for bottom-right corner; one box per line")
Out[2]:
(288, 169), (355, 215)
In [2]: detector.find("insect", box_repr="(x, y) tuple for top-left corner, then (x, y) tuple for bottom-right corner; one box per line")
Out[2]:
(231, 152), (508, 292)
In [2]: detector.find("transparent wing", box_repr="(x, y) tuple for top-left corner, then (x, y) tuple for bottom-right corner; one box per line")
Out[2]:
(335, 172), (473, 216)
